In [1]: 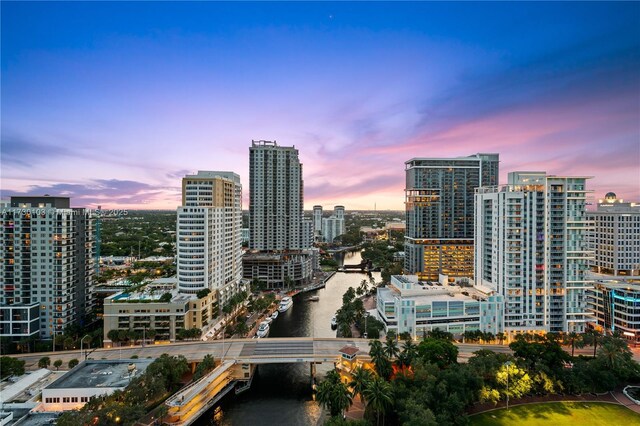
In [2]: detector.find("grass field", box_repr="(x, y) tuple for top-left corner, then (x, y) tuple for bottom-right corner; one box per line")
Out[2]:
(470, 402), (640, 426)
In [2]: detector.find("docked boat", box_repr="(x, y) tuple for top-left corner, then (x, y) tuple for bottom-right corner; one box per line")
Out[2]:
(264, 317), (273, 325)
(307, 296), (320, 302)
(331, 315), (337, 329)
(271, 311), (279, 320)
(256, 321), (270, 338)
(278, 296), (293, 312)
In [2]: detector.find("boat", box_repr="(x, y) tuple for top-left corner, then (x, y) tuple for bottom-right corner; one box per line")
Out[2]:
(331, 315), (337, 329)
(256, 321), (270, 338)
(271, 311), (279, 320)
(278, 296), (293, 312)
(264, 317), (273, 325)
(307, 296), (320, 302)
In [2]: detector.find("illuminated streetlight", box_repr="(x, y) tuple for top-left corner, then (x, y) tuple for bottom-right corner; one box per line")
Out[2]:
(504, 361), (513, 411)
(80, 334), (91, 361)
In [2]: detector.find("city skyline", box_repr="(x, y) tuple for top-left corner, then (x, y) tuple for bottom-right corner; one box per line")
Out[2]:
(2, 2), (639, 210)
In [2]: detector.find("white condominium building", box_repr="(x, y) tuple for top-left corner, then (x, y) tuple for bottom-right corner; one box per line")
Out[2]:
(474, 172), (593, 334)
(0, 196), (94, 339)
(322, 206), (346, 243)
(176, 171), (243, 307)
(249, 140), (305, 250)
(588, 192), (640, 276)
(313, 205), (323, 233)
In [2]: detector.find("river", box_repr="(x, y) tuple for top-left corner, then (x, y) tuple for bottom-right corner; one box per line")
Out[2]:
(193, 250), (380, 426)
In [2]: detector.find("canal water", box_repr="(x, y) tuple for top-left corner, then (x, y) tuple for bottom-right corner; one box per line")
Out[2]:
(194, 251), (380, 426)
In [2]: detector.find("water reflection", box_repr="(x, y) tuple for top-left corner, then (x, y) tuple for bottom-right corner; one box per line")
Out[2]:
(196, 251), (380, 426)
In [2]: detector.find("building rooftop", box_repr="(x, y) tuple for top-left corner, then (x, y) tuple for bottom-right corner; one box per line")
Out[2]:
(385, 275), (490, 303)
(46, 359), (153, 390)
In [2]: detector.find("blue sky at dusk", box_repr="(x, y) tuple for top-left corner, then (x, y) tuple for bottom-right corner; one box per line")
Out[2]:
(2, 2), (639, 210)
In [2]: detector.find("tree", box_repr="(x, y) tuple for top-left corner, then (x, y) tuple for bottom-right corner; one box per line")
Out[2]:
(107, 329), (121, 344)
(196, 288), (211, 299)
(193, 354), (216, 381)
(583, 328), (603, 357)
(159, 293), (172, 303)
(53, 359), (63, 370)
(38, 357), (51, 369)
(495, 363), (532, 400)
(235, 321), (249, 337)
(383, 335), (399, 359)
(397, 340), (418, 369)
(363, 376), (393, 426)
(369, 340), (393, 380)
(68, 359), (79, 369)
(564, 332), (583, 357)
(316, 369), (353, 418)
(496, 332), (506, 345)
(357, 279), (368, 297)
(396, 396), (437, 426)
(0, 357), (25, 378)
(417, 338), (458, 369)
(426, 328), (453, 341)
(349, 366), (374, 404)
(598, 335), (638, 380)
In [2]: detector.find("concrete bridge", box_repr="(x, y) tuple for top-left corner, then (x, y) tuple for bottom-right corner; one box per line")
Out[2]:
(12, 338), (513, 370)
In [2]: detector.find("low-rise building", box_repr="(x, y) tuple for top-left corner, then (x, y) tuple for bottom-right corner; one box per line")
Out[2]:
(376, 275), (503, 339)
(102, 277), (216, 345)
(41, 359), (152, 411)
(242, 251), (315, 288)
(587, 276), (640, 346)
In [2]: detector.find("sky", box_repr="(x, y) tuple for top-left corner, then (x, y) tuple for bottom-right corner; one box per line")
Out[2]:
(1, 2), (639, 210)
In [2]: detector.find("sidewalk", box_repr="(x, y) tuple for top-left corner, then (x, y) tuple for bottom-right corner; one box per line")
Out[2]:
(612, 389), (640, 414)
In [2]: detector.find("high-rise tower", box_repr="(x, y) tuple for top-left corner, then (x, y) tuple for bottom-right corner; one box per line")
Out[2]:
(249, 140), (304, 251)
(176, 171), (243, 307)
(245, 140), (315, 288)
(0, 196), (94, 339)
(404, 153), (499, 281)
(474, 171), (593, 333)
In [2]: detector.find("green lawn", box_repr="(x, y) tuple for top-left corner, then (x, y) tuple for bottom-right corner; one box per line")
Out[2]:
(470, 402), (640, 426)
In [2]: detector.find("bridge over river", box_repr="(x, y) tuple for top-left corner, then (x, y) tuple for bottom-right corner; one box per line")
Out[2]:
(13, 338), (512, 370)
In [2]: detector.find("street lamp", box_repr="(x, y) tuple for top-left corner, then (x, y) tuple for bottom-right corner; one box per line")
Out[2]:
(504, 361), (513, 411)
(80, 335), (91, 361)
(363, 312), (370, 339)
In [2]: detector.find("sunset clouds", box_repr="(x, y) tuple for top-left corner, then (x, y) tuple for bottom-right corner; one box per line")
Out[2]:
(1, 2), (638, 209)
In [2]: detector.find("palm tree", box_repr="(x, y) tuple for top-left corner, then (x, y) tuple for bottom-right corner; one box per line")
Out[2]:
(583, 329), (602, 357)
(599, 336), (630, 369)
(496, 332), (506, 345)
(564, 332), (583, 357)
(369, 340), (385, 364)
(363, 377), (393, 426)
(383, 336), (399, 359)
(357, 279), (368, 296)
(316, 369), (353, 418)
(398, 339), (417, 368)
(349, 366), (373, 403)
(369, 340), (392, 380)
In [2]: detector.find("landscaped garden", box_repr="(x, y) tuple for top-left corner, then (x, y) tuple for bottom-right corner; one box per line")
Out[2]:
(470, 402), (640, 426)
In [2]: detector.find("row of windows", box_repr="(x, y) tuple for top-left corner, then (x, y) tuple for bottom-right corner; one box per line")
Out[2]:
(45, 396), (89, 403)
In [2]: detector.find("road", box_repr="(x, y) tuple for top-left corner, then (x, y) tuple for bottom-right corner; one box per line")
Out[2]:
(10, 338), (514, 369)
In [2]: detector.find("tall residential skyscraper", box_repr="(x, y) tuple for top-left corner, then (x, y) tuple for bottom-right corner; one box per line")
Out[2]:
(322, 206), (346, 243)
(249, 140), (305, 250)
(245, 140), (315, 288)
(176, 171), (243, 307)
(0, 196), (94, 339)
(475, 172), (593, 333)
(588, 192), (640, 276)
(404, 153), (499, 281)
(313, 205), (323, 233)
